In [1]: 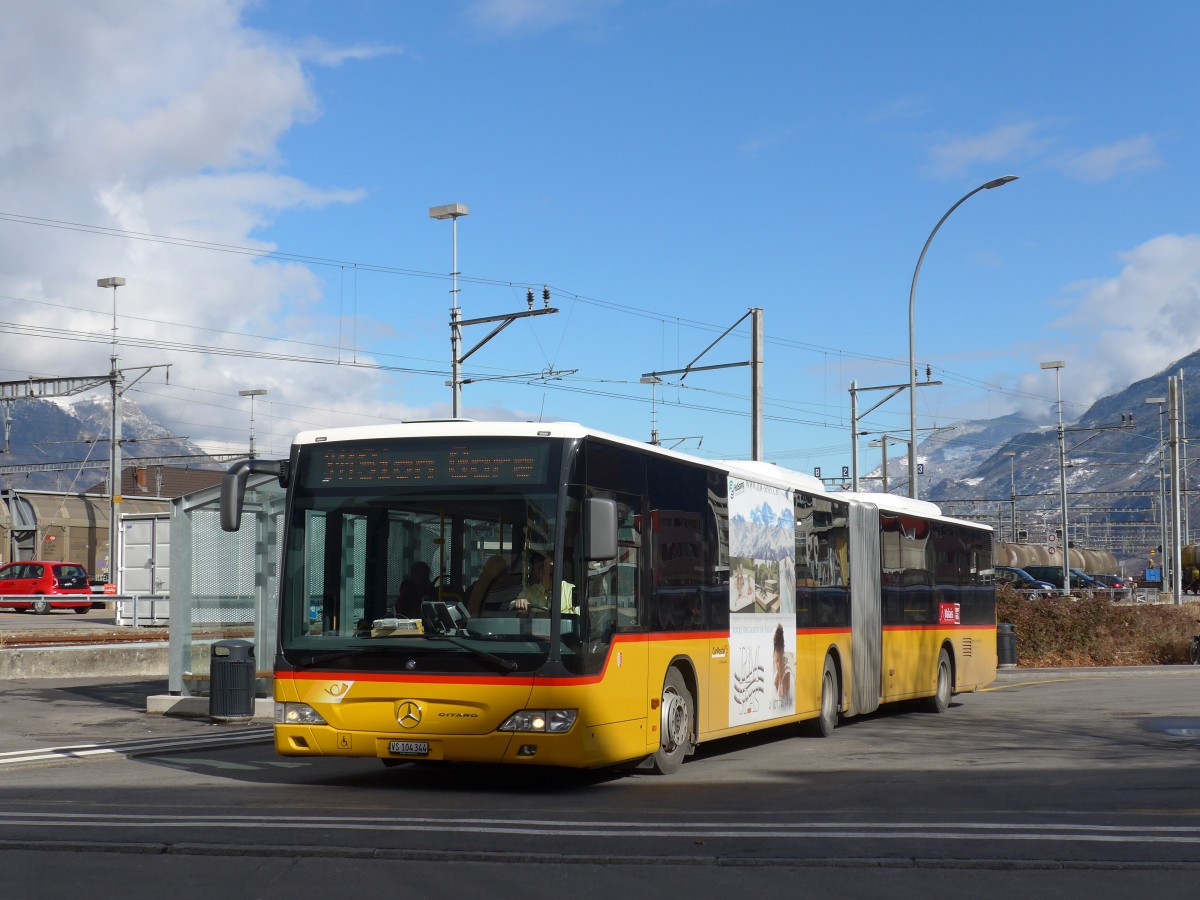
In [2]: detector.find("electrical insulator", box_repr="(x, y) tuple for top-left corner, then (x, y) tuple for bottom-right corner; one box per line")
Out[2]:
(925, 364), (932, 381)
(526, 288), (534, 310)
(543, 285), (550, 307)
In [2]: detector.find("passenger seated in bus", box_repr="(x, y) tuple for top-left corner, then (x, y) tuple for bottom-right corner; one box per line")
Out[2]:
(466, 555), (512, 616)
(511, 556), (576, 614)
(396, 561), (435, 619)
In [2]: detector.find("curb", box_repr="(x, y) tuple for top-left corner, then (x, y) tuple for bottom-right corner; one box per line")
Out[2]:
(146, 693), (274, 723)
(0, 641), (169, 679)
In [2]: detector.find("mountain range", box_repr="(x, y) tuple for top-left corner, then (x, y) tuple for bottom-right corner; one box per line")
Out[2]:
(0, 395), (217, 493)
(6, 351), (1199, 566)
(868, 351), (1200, 565)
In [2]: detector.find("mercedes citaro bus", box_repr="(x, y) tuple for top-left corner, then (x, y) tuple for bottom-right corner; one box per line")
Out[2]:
(221, 420), (996, 775)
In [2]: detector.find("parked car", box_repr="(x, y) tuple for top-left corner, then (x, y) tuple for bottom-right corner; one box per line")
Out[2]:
(994, 565), (1057, 598)
(1071, 569), (1110, 590)
(1090, 573), (1126, 589)
(0, 561), (94, 614)
(1024, 565), (1108, 592)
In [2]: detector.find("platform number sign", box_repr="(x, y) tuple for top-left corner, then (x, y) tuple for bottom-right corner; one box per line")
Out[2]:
(842, 466), (849, 478)
(813, 467), (821, 478)
(917, 464), (925, 475)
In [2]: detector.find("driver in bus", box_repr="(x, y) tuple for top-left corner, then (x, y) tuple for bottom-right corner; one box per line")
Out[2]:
(511, 556), (577, 614)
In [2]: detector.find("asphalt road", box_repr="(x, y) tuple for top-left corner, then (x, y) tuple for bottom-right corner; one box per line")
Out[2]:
(0, 666), (1197, 897)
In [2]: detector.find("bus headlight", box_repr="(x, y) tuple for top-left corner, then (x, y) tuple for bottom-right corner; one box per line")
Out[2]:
(498, 709), (577, 733)
(275, 702), (327, 725)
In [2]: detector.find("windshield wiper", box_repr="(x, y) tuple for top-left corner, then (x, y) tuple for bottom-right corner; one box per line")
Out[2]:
(292, 647), (406, 669)
(422, 632), (519, 673)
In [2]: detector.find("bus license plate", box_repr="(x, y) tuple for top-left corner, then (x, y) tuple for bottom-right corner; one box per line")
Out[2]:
(388, 740), (430, 756)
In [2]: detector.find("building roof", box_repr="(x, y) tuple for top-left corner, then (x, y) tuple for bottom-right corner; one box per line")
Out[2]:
(84, 465), (226, 500)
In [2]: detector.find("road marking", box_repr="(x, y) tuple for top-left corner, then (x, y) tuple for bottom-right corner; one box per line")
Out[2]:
(0, 728), (273, 768)
(154, 757), (263, 771)
(0, 812), (1196, 847)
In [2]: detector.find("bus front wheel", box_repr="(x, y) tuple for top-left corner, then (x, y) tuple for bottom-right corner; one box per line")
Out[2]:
(652, 668), (693, 775)
(921, 649), (952, 714)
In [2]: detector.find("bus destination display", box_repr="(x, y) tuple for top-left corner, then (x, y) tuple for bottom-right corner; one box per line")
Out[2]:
(314, 442), (550, 487)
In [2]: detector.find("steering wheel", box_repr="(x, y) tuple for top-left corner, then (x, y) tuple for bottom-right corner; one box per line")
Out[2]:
(511, 601), (550, 616)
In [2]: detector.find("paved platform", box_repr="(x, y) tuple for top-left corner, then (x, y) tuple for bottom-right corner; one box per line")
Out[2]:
(0, 608), (270, 722)
(0, 676), (270, 758)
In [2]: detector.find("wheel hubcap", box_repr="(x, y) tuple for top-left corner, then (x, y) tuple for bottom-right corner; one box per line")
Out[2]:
(661, 690), (688, 751)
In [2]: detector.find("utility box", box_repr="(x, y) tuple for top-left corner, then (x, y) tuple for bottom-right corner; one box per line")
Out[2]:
(209, 639), (255, 721)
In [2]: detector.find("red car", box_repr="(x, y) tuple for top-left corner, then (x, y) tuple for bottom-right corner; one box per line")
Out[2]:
(0, 561), (94, 614)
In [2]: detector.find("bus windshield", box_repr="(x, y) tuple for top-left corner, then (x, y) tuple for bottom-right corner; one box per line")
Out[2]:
(279, 436), (578, 674)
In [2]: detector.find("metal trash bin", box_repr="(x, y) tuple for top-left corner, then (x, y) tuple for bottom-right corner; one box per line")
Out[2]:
(997, 622), (1018, 669)
(210, 639), (255, 721)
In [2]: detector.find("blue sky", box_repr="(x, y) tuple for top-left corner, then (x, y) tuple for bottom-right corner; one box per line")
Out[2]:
(2, 0), (1199, 481)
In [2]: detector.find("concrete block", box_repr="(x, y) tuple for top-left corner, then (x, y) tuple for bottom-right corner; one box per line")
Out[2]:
(0, 641), (169, 679)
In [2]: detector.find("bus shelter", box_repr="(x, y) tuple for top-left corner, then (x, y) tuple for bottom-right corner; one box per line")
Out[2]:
(168, 474), (284, 698)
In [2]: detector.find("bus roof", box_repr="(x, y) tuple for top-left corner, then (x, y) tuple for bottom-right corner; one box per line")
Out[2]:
(289, 419), (989, 532)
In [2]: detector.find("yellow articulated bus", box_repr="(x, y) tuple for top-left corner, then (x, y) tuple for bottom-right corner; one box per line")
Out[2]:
(220, 420), (996, 775)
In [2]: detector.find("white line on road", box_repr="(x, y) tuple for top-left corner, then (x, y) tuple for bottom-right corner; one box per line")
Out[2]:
(0, 728), (273, 768)
(0, 812), (1196, 846)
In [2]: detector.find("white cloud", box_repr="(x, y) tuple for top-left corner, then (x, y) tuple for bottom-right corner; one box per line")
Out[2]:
(1059, 134), (1162, 182)
(925, 121), (1057, 177)
(925, 120), (1162, 186)
(295, 39), (404, 68)
(462, 0), (620, 37)
(0, 0), (392, 457)
(1014, 235), (1200, 415)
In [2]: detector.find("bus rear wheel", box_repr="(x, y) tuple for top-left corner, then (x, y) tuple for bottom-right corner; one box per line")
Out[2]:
(808, 656), (838, 737)
(652, 668), (693, 775)
(921, 649), (952, 714)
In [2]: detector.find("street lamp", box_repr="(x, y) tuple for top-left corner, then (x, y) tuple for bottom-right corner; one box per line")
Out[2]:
(1003, 450), (1017, 542)
(907, 175), (1018, 499)
(97, 276), (125, 590)
(1040, 360), (1069, 595)
(239, 389), (268, 459)
(1146, 396), (1168, 590)
(429, 202), (469, 418)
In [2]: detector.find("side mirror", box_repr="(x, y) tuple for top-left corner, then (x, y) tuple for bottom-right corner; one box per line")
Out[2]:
(584, 497), (618, 561)
(220, 458), (287, 532)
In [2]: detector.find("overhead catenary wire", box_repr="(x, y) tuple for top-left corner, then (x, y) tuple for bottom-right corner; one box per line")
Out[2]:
(0, 210), (1090, 467)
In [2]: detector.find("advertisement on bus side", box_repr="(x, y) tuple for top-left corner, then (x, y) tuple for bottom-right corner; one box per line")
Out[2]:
(728, 477), (796, 725)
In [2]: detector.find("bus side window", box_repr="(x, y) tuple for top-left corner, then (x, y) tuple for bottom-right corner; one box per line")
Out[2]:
(614, 502), (641, 629)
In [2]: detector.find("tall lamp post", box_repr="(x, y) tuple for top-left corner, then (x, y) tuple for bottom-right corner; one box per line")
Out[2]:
(1146, 396), (1168, 589)
(1041, 360), (1069, 596)
(908, 175), (1018, 499)
(1003, 450), (1017, 542)
(97, 276), (125, 590)
(429, 202), (469, 418)
(239, 389), (268, 459)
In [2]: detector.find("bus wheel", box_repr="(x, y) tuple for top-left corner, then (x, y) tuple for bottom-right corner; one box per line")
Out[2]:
(921, 649), (952, 714)
(809, 656), (838, 737)
(652, 668), (693, 775)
